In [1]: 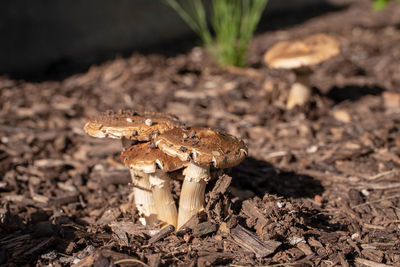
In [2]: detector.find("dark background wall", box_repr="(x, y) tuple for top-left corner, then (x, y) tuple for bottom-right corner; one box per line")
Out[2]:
(0, 0), (341, 77)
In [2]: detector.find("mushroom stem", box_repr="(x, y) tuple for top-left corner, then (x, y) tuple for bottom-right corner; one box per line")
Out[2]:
(130, 170), (158, 226)
(294, 67), (312, 86)
(287, 68), (312, 109)
(149, 170), (178, 228)
(286, 82), (312, 109)
(177, 162), (210, 229)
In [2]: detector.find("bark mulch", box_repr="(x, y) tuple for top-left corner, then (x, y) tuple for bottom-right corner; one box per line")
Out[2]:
(1, 0), (400, 266)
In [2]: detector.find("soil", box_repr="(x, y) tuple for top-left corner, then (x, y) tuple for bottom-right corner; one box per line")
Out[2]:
(1, 1), (400, 266)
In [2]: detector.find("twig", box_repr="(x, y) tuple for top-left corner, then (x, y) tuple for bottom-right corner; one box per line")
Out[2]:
(366, 170), (396, 180)
(357, 182), (400, 190)
(114, 258), (149, 267)
(352, 194), (400, 208)
(264, 151), (288, 159)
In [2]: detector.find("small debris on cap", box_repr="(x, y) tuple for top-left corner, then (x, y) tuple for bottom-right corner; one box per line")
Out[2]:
(145, 119), (153, 127)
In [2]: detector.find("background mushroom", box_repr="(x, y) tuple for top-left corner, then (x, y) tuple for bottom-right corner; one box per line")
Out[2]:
(155, 127), (247, 229)
(264, 33), (340, 109)
(121, 142), (187, 228)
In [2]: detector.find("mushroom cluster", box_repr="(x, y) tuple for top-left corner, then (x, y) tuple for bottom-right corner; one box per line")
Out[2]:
(84, 110), (247, 229)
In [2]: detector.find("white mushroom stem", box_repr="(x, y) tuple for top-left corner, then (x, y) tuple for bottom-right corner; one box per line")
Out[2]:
(287, 82), (312, 109)
(149, 170), (178, 228)
(130, 170), (158, 226)
(287, 68), (312, 109)
(177, 162), (210, 229)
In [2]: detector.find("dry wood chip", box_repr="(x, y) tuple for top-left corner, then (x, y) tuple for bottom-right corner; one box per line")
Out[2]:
(73, 249), (138, 267)
(176, 210), (207, 236)
(355, 257), (393, 267)
(297, 242), (314, 256)
(307, 237), (324, 248)
(112, 227), (129, 247)
(71, 255), (95, 267)
(34, 158), (70, 168)
(92, 168), (131, 187)
(109, 221), (153, 238)
(49, 194), (79, 206)
(57, 182), (77, 192)
(242, 200), (270, 231)
(361, 248), (384, 263)
(147, 224), (175, 244)
(207, 174), (232, 202)
(197, 252), (235, 266)
(338, 252), (350, 267)
(193, 222), (217, 237)
(231, 225), (281, 258)
(97, 209), (121, 225)
(146, 254), (161, 267)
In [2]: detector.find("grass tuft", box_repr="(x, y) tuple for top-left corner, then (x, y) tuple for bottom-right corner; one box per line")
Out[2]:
(165, 0), (268, 67)
(372, 0), (399, 10)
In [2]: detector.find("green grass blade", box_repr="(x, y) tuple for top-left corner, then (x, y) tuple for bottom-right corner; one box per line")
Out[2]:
(166, 0), (268, 67)
(164, 0), (212, 45)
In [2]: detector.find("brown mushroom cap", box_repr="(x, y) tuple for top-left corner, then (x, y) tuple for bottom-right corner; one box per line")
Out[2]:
(120, 142), (187, 173)
(84, 110), (184, 141)
(264, 33), (340, 69)
(155, 127), (248, 169)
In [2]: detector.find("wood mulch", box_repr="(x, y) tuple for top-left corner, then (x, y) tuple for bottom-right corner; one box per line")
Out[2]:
(1, 0), (400, 266)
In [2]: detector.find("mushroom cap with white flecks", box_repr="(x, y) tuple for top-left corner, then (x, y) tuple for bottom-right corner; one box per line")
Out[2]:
(264, 33), (340, 69)
(155, 127), (248, 169)
(120, 142), (187, 173)
(84, 110), (184, 142)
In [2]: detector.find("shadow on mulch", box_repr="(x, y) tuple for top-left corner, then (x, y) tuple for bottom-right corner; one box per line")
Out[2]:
(227, 157), (324, 199)
(326, 84), (385, 104)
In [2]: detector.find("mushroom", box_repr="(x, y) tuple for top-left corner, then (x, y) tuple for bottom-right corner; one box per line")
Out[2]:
(84, 110), (184, 148)
(264, 33), (340, 109)
(155, 127), (247, 229)
(120, 143), (187, 228)
(83, 110), (185, 226)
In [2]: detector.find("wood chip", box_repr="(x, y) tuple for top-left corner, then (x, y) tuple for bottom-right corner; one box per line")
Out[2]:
(231, 225), (281, 258)
(109, 221), (153, 237)
(242, 200), (269, 233)
(193, 222), (217, 237)
(297, 242), (314, 256)
(148, 225), (175, 244)
(355, 257), (393, 267)
(176, 210), (207, 236)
